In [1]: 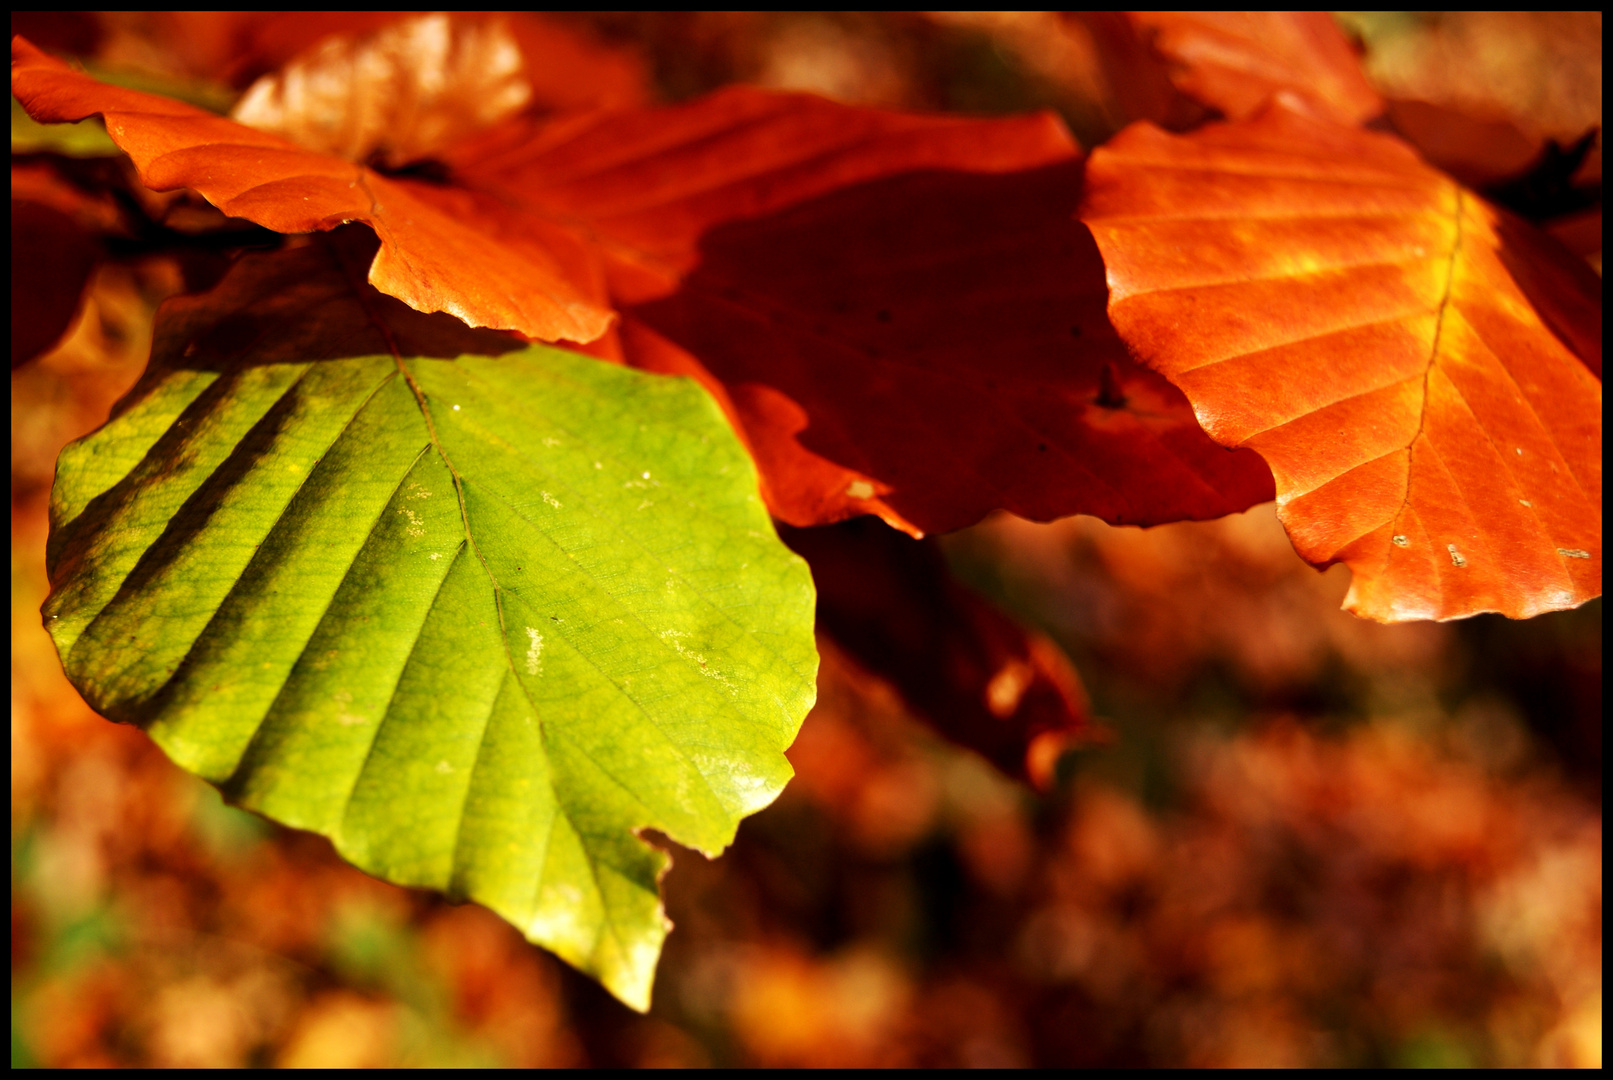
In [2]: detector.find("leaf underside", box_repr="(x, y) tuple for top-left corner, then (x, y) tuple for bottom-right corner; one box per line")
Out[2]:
(44, 336), (817, 1010)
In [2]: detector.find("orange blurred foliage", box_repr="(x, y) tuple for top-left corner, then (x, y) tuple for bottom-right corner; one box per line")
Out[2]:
(12, 11), (1601, 1068)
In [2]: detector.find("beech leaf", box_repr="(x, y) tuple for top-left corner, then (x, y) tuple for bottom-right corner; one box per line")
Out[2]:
(1125, 12), (1383, 126)
(10, 196), (99, 367)
(42, 238), (818, 1010)
(221, 11), (649, 115)
(625, 163), (1275, 533)
(11, 34), (615, 344)
(15, 31), (1276, 535)
(1081, 102), (1602, 621)
(229, 13), (535, 169)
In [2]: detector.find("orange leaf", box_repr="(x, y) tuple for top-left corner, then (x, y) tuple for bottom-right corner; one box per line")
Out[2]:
(440, 85), (1083, 301)
(1126, 12), (1383, 126)
(1082, 102), (1602, 622)
(137, 228), (525, 379)
(11, 34), (614, 344)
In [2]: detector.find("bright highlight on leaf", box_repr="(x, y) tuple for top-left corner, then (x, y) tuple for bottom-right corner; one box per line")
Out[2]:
(42, 242), (818, 1010)
(229, 13), (534, 169)
(1082, 101), (1602, 621)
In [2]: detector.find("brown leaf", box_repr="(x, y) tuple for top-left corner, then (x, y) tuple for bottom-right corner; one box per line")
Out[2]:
(1082, 101), (1602, 621)
(11, 199), (100, 368)
(781, 517), (1092, 787)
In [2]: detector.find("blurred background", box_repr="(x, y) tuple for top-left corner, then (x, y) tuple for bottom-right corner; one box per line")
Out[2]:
(11, 12), (1602, 1067)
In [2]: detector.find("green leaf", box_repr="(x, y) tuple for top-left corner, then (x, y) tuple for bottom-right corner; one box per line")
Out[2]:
(42, 237), (818, 1010)
(13, 94), (118, 156)
(13, 66), (231, 156)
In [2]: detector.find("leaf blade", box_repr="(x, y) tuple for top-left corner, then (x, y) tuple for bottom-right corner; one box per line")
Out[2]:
(1081, 103), (1602, 621)
(43, 246), (818, 1009)
(10, 35), (614, 343)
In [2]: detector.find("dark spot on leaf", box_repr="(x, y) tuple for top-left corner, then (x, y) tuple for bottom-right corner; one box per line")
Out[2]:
(1070, 325), (1082, 337)
(876, 308), (892, 323)
(1038, 442), (1048, 452)
(370, 155), (454, 185)
(1096, 360), (1128, 409)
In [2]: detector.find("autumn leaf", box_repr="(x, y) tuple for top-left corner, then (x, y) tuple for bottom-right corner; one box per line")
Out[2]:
(43, 234), (819, 1010)
(12, 33), (615, 343)
(224, 12), (650, 168)
(218, 11), (649, 114)
(782, 517), (1092, 787)
(10, 197), (99, 366)
(1124, 12), (1383, 126)
(18, 30), (1271, 534)
(10, 158), (132, 366)
(1081, 101), (1602, 622)
(625, 163), (1274, 533)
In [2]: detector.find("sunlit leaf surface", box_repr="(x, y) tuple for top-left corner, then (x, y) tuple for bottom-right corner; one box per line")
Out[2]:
(43, 242), (818, 1009)
(1082, 103), (1602, 621)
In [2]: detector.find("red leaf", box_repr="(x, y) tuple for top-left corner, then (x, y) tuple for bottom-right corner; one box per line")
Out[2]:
(624, 164), (1273, 533)
(439, 85), (1081, 303)
(1125, 12), (1383, 126)
(10, 199), (98, 368)
(1082, 102), (1602, 622)
(8, 160), (136, 367)
(781, 517), (1093, 788)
